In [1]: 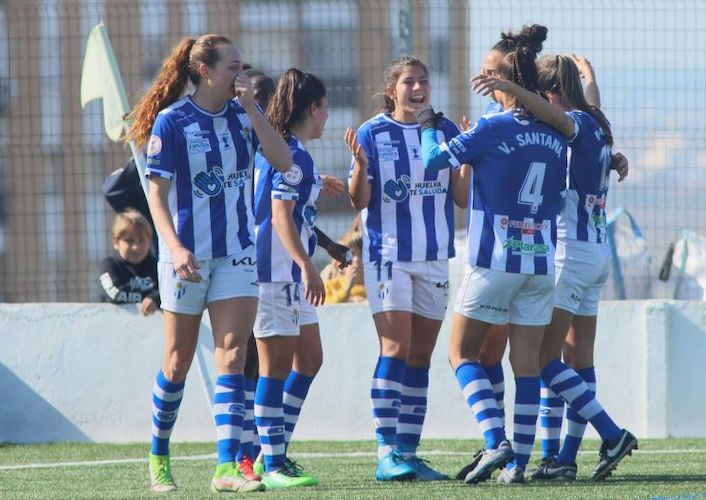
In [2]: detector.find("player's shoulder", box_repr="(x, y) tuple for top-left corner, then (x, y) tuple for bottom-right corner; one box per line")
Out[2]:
(158, 96), (191, 119)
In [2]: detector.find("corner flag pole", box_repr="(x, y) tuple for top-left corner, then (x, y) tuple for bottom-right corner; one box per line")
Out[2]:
(80, 21), (216, 406)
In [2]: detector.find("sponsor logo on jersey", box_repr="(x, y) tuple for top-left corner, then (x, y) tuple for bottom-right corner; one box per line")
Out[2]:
(499, 217), (548, 235)
(376, 140), (400, 162)
(232, 256), (256, 267)
(382, 175), (411, 202)
(502, 238), (550, 256)
(193, 167), (225, 197)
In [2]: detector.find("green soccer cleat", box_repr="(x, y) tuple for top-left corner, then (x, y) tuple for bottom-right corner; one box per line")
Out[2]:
(149, 453), (177, 493)
(284, 457), (319, 486)
(253, 452), (265, 477)
(211, 461), (264, 493)
(261, 467), (317, 489)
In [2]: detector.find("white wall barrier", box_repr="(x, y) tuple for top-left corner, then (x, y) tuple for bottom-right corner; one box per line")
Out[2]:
(0, 300), (704, 444)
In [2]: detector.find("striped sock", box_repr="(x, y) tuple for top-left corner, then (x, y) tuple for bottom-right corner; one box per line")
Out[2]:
(454, 362), (505, 449)
(254, 376), (286, 472)
(539, 379), (563, 459)
(482, 363), (505, 428)
(283, 371), (314, 449)
(236, 376), (257, 461)
(510, 377), (540, 469)
(213, 374), (245, 464)
(371, 356), (405, 459)
(397, 366), (429, 459)
(151, 370), (185, 456)
(556, 367), (596, 465)
(542, 359), (621, 442)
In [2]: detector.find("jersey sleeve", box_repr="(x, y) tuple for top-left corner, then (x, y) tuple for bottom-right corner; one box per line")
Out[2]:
(442, 116), (494, 167)
(564, 110), (584, 143)
(272, 148), (314, 201)
(144, 113), (176, 180)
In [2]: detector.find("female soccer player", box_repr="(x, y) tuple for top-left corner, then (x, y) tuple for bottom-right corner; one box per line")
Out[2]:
(128, 34), (291, 493)
(252, 68), (328, 490)
(418, 28), (571, 485)
(474, 54), (637, 481)
(346, 56), (469, 481)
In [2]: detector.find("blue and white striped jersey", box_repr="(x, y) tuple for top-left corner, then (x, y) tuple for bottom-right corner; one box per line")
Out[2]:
(558, 110), (612, 244)
(254, 136), (321, 283)
(353, 113), (460, 263)
(144, 96), (259, 262)
(443, 110), (568, 275)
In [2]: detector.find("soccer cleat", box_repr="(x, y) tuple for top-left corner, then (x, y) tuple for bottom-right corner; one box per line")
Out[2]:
(464, 440), (514, 485)
(149, 453), (177, 493)
(527, 457), (577, 481)
(211, 462), (264, 493)
(406, 456), (449, 481)
(261, 467), (317, 489)
(455, 448), (483, 480)
(375, 450), (417, 481)
(590, 429), (638, 481)
(284, 458), (319, 486)
(238, 455), (262, 481)
(497, 464), (525, 484)
(252, 452), (264, 477)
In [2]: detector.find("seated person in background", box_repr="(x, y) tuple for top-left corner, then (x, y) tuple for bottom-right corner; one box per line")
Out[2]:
(99, 208), (160, 316)
(323, 226), (366, 304)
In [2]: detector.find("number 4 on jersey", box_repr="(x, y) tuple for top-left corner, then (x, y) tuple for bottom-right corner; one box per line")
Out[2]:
(518, 161), (547, 214)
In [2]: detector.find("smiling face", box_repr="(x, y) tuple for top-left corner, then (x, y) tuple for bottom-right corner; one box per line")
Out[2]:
(388, 64), (430, 123)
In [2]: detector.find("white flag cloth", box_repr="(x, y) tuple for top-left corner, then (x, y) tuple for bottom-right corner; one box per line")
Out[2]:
(80, 21), (129, 142)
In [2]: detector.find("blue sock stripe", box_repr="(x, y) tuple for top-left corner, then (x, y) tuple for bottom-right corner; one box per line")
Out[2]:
(254, 377), (285, 472)
(151, 371), (184, 456)
(512, 377), (540, 469)
(455, 362), (506, 449)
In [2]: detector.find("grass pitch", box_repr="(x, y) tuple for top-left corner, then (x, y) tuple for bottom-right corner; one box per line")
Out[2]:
(1, 439), (705, 499)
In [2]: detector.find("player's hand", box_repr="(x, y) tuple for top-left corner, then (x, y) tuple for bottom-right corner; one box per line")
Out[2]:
(327, 242), (352, 269)
(459, 115), (472, 132)
(571, 54), (596, 81)
(234, 72), (256, 108)
(320, 174), (345, 197)
(172, 247), (202, 282)
(415, 105), (444, 131)
(611, 152), (629, 182)
(140, 297), (158, 316)
(470, 73), (515, 97)
(344, 128), (369, 167)
(302, 261), (326, 306)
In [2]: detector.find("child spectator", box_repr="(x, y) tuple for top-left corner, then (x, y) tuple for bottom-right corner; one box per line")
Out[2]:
(99, 209), (159, 316)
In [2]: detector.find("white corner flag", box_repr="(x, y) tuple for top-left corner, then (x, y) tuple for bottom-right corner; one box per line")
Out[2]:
(80, 21), (130, 142)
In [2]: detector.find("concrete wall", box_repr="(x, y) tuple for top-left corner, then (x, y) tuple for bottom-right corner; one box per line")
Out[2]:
(0, 300), (704, 444)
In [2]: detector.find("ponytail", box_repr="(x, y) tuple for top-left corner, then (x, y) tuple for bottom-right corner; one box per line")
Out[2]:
(537, 55), (613, 145)
(266, 68), (326, 139)
(127, 34), (232, 148)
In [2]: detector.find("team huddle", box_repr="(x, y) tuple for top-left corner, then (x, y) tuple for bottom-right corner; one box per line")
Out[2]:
(126, 23), (636, 494)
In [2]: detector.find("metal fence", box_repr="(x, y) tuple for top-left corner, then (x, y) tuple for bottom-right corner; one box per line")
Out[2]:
(0, 0), (704, 302)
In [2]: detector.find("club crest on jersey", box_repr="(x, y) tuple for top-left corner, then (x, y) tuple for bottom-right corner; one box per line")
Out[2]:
(193, 167), (225, 197)
(283, 164), (304, 185)
(240, 126), (253, 147)
(147, 135), (162, 156)
(174, 282), (187, 300)
(382, 175), (411, 203)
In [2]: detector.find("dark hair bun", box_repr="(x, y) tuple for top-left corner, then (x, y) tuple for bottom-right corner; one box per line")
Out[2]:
(498, 24), (548, 55)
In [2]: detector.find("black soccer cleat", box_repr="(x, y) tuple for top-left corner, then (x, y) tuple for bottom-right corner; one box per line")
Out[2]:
(589, 429), (638, 481)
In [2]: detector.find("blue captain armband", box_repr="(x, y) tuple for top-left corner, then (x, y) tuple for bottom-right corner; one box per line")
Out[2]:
(421, 128), (457, 171)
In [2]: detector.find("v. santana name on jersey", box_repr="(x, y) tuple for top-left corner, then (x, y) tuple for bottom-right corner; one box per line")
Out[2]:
(496, 131), (565, 158)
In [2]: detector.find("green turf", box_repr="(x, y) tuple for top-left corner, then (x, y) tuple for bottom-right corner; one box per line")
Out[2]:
(0, 439), (705, 499)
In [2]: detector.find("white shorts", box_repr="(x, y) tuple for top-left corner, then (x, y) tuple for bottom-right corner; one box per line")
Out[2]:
(554, 239), (611, 316)
(254, 282), (319, 338)
(454, 265), (554, 326)
(364, 260), (449, 321)
(158, 247), (258, 315)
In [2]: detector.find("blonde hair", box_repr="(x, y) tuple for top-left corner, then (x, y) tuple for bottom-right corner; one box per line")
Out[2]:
(112, 209), (153, 241)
